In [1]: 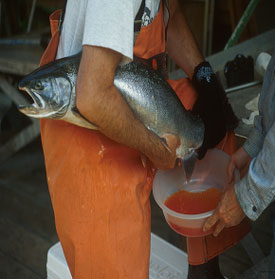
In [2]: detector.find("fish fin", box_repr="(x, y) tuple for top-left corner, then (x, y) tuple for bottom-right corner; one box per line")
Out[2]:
(160, 136), (172, 153)
(145, 127), (172, 152)
(140, 154), (147, 168)
(147, 128), (173, 153)
(68, 107), (98, 130)
(157, 133), (174, 153)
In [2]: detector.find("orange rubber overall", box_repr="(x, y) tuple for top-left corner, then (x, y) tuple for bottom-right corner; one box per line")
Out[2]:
(40, 4), (250, 278)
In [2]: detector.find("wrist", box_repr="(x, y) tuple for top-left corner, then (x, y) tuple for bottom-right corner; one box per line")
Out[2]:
(143, 130), (171, 162)
(192, 61), (215, 88)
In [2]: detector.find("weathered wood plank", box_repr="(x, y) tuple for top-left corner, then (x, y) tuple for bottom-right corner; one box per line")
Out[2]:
(0, 183), (57, 243)
(250, 206), (273, 256)
(236, 256), (270, 279)
(0, 250), (43, 279)
(240, 232), (265, 264)
(0, 215), (53, 277)
(0, 139), (57, 242)
(0, 45), (42, 76)
(0, 121), (40, 164)
(0, 137), (45, 173)
(220, 242), (253, 278)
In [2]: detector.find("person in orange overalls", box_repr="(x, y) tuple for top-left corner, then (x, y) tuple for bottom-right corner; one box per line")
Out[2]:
(40, 0), (250, 278)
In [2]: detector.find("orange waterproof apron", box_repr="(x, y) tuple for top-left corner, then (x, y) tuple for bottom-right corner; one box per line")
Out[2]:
(40, 3), (250, 278)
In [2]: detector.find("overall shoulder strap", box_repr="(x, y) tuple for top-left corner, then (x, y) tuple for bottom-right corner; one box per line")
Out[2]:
(58, 0), (68, 30)
(163, 0), (169, 8)
(134, 0), (146, 32)
(134, 0), (146, 43)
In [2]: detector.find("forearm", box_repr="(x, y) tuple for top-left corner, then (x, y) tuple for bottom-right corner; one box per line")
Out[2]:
(167, 0), (203, 78)
(236, 120), (275, 220)
(80, 83), (167, 160)
(76, 45), (170, 163)
(243, 116), (264, 158)
(242, 95), (265, 158)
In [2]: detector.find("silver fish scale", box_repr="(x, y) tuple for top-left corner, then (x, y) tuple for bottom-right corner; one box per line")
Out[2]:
(114, 62), (204, 156)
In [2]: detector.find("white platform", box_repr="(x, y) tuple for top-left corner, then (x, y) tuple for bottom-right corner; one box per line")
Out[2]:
(47, 233), (188, 279)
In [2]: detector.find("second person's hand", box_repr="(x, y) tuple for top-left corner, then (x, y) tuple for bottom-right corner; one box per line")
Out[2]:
(203, 184), (246, 236)
(227, 147), (252, 183)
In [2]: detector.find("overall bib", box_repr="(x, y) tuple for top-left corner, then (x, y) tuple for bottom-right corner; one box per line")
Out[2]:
(40, 2), (250, 278)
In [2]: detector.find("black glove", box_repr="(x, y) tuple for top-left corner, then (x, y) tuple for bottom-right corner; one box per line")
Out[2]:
(191, 61), (239, 159)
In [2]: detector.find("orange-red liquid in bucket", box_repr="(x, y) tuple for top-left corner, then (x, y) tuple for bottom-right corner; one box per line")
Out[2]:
(165, 187), (222, 214)
(164, 187), (222, 236)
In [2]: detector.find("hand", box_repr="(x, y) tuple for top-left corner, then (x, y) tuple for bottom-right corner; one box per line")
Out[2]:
(149, 133), (181, 170)
(191, 62), (239, 159)
(227, 147), (252, 182)
(203, 184), (246, 236)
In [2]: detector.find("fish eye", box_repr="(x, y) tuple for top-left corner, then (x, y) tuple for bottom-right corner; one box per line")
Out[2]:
(34, 81), (44, 90)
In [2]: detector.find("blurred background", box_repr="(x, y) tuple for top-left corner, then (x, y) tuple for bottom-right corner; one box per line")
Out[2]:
(1, 0), (274, 54)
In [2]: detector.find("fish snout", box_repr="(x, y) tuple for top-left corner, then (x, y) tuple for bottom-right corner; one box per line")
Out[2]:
(18, 76), (30, 91)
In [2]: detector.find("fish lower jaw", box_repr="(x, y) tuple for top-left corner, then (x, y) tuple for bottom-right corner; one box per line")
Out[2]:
(18, 106), (60, 119)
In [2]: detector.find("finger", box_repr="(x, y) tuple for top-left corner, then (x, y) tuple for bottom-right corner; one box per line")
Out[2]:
(213, 221), (225, 237)
(227, 160), (236, 184)
(203, 210), (219, 232)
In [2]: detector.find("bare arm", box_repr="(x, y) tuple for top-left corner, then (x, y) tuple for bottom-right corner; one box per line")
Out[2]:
(167, 0), (203, 78)
(76, 45), (178, 169)
(167, 0), (239, 159)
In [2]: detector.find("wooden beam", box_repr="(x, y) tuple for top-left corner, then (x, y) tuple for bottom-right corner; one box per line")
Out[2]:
(0, 75), (29, 106)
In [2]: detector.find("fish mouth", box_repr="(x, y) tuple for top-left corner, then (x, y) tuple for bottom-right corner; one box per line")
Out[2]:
(18, 86), (45, 116)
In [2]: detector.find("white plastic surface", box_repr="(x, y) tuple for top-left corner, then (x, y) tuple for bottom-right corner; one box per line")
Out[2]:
(152, 148), (240, 237)
(47, 233), (188, 279)
(255, 52), (271, 77)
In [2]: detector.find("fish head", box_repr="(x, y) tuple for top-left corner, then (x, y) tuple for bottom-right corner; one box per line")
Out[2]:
(176, 110), (205, 160)
(176, 128), (204, 160)
(18, 55), (80, 119)
(176, 144), (199, 161)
